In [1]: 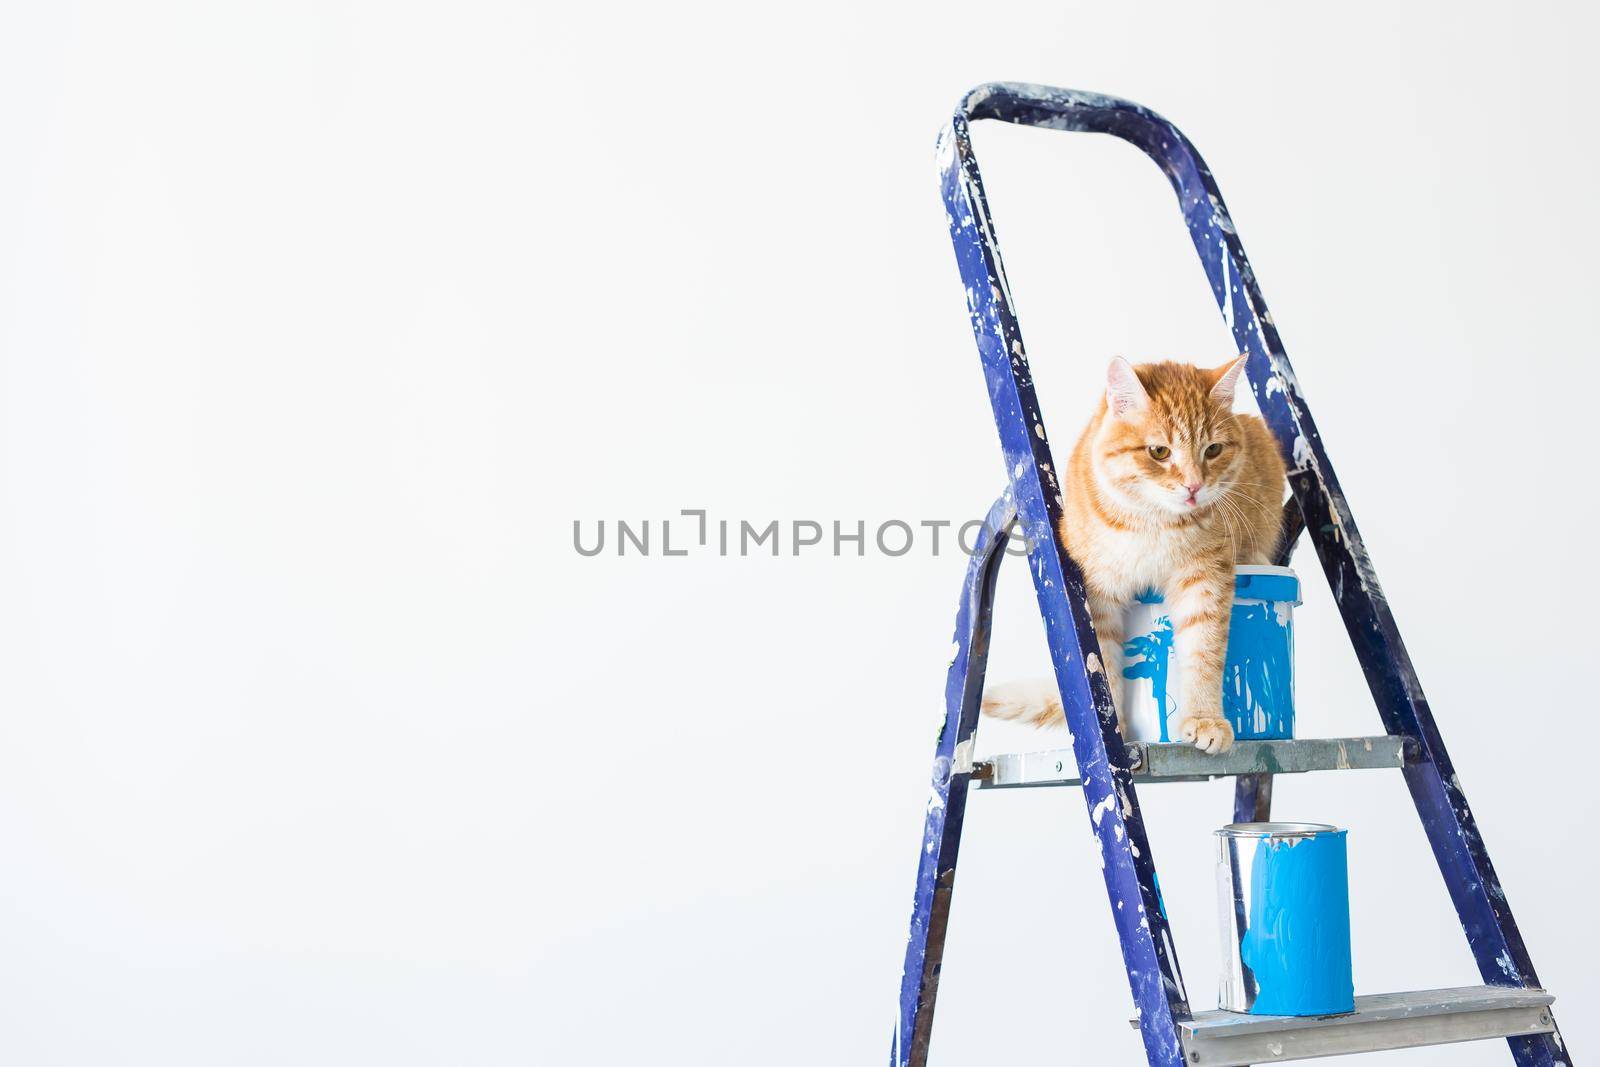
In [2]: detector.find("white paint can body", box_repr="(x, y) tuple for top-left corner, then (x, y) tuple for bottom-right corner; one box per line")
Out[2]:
(1120, 565), (1301, 743)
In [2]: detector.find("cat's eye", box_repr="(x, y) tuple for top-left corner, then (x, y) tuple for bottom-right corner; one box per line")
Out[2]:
(1204, 442), (1224, 459)
(1148, 445), (1171, 461)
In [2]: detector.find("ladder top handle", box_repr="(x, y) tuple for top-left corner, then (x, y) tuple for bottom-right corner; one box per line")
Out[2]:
(951, 82), (1222, 217)
(956, 82), (1189, 158)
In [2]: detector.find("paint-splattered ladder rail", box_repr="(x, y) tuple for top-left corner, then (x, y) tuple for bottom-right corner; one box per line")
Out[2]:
(892, 83), (1568, 1067)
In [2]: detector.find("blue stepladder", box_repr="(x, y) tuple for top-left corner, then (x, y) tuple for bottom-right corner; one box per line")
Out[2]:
(892, 83), (1569, 1067)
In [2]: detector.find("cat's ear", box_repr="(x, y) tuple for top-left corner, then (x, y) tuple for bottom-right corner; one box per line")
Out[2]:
(1106, 358), (1149, 417)
(1210, 354), (1248, 408)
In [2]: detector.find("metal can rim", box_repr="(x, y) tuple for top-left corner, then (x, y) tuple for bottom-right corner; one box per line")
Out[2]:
(1215, 821), (1343, 838)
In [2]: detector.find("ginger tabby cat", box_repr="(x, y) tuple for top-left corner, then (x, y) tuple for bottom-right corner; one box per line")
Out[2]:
(982, 356), (1286, 753)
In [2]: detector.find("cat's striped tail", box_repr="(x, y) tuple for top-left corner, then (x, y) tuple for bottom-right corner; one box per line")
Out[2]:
(979, 678), (1065, 728)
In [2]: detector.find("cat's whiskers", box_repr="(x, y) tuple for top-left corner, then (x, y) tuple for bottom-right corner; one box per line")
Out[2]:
(1209, 493), (1246, 557)
(1210, 491), (1251, 556)
(1217, 488), (1280, 519)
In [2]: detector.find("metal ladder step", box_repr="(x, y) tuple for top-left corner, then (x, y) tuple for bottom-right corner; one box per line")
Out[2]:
(1174, 985), (1556, 1066)
(973, 736), (1412, 790)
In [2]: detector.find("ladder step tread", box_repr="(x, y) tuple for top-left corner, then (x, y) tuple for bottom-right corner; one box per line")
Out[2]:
(974, 736), (1408, 790)
(1176, 985), (1554, 1066)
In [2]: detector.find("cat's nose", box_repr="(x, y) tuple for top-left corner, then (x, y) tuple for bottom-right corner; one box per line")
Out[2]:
(1184, 481), (1203, 496)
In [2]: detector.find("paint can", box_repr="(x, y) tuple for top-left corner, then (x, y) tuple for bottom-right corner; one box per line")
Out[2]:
(1120, 565), (1300, 743)
(1215, 822), (1354, 1016)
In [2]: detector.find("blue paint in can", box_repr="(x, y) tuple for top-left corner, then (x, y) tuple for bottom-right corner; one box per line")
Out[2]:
(1221, 825), (1354, 1016)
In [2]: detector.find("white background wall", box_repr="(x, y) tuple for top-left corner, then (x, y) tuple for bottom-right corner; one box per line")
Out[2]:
(2, 2), (1595, 1064)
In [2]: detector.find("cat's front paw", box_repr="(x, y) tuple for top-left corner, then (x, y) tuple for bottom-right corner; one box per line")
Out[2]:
(1178, 715), (1234, 754)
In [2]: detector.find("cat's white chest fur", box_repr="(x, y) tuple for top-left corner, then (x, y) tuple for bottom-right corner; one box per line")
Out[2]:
(1077, 521), (1202, 601)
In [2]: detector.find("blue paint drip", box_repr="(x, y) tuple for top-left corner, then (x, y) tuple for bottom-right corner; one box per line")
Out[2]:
(1122, 581), (1297, 741)
(1123, 617), (1176, 742)
(1241, 832), (1354, 1016)
(1224, 603), (1295, 739)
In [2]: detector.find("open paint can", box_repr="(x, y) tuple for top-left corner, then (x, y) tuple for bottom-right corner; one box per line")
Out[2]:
(1215, 822), (1354, 1016)
(1121, 565), (1301, 743)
